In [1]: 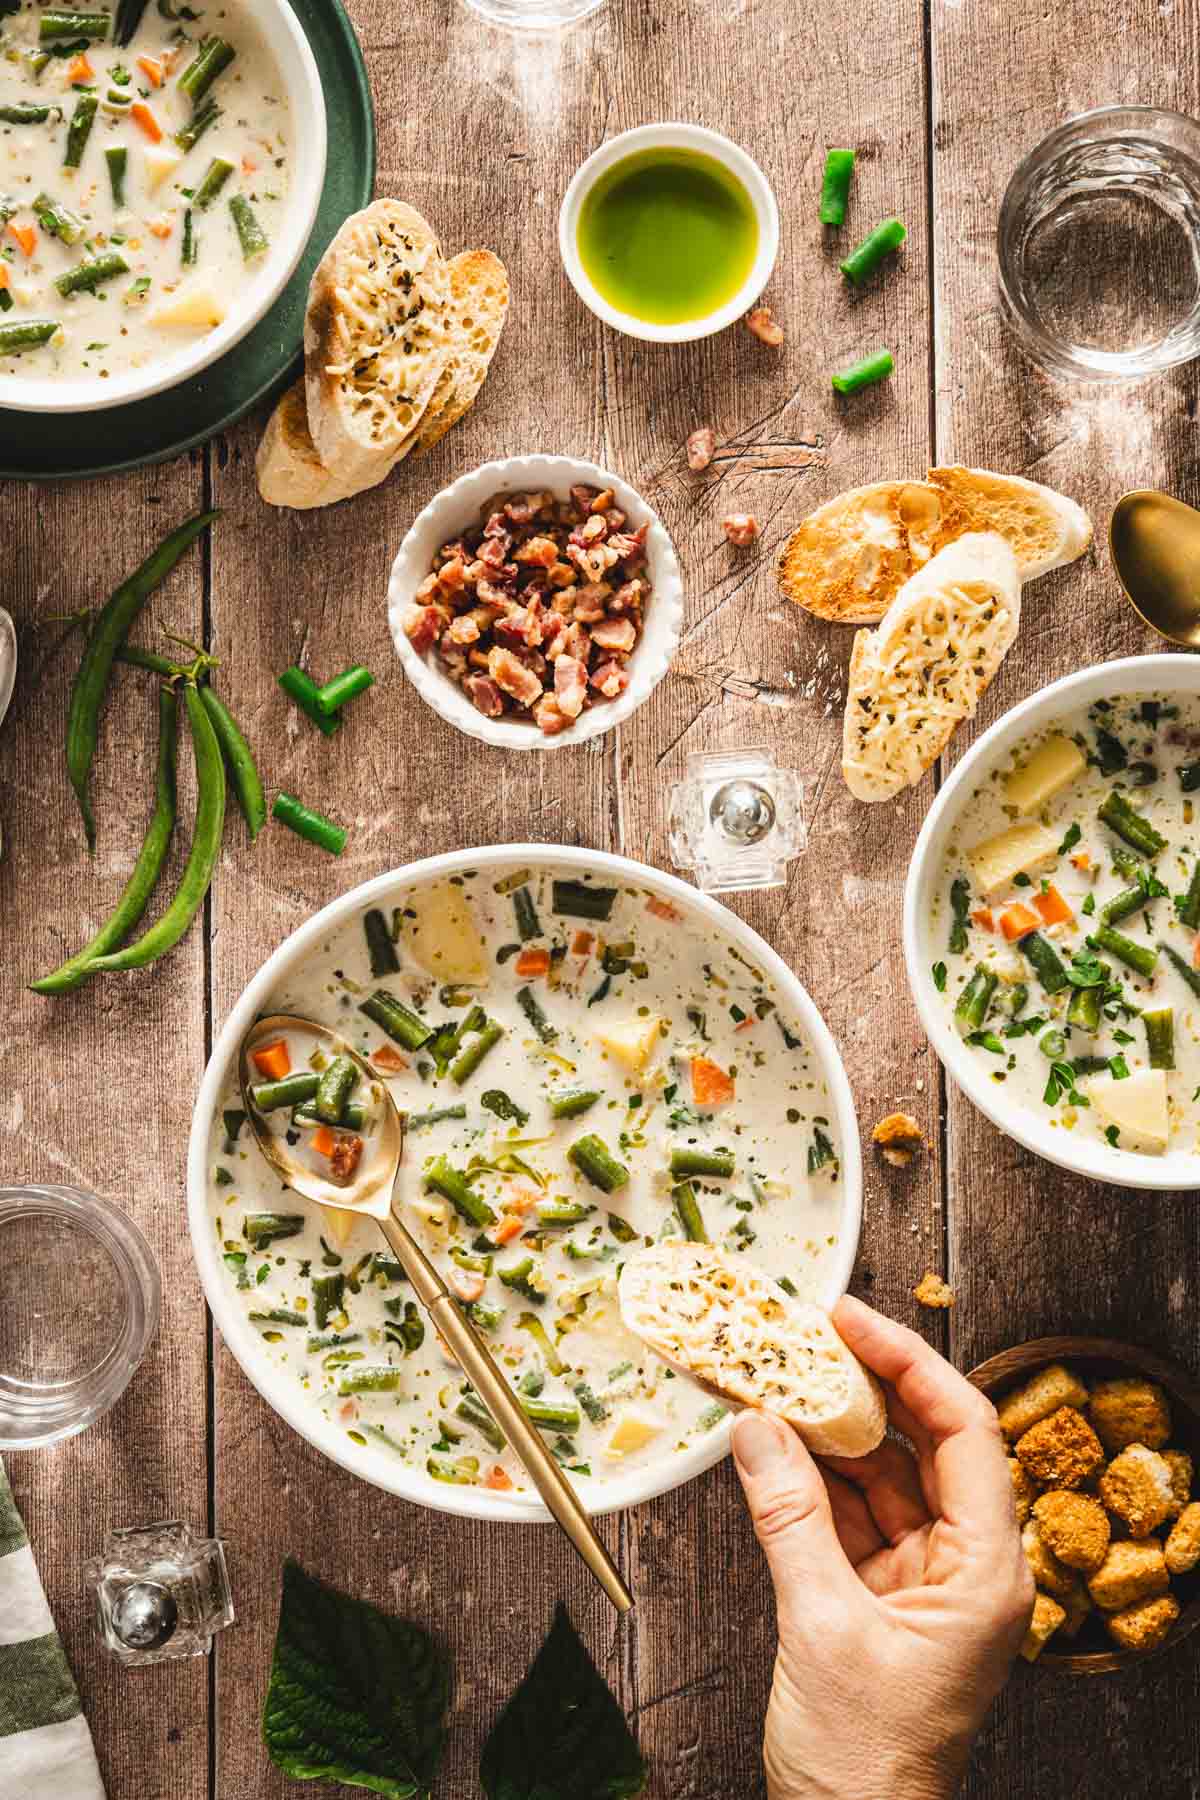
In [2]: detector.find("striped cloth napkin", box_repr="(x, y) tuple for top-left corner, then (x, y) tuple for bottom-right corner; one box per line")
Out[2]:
(0, 1460), (105, 1800)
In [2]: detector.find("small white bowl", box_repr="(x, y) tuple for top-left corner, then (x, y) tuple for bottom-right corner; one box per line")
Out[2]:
(4, 0), (326, 415)
(904, 653), (1200, 1192)
(387, 454), (684, 751)
(187, 844), (864, 1521)
(558, 123), (779, 343)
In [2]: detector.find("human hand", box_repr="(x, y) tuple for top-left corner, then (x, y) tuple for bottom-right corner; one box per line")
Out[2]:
(732, 1295), (1034, 1800)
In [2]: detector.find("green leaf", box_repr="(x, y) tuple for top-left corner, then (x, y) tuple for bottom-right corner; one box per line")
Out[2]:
(480, 1603), (646, 1800)
(931, 960), (947, 993)
(262, 1559), (450, 1798)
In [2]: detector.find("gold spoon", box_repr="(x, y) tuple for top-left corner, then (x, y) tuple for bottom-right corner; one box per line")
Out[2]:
(239, 1014), (633, 1615)
(1110, 489), (1200, 649)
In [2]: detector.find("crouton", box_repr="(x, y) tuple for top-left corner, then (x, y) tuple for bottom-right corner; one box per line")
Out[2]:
(1099, 1444), (1176, 1538)
(872, 1112), (924, 1167)
(1162, 1449), (1193, 1519)
(1009, 1457), (1037, 1526)
(1087, 1377), (1171, 1454)
(913, 1271), (955, 1309)
(996, 1364), (1089, 1441)
(1031, 1490), (1111, 1573)
(1019, 1592), (1066, 1663)
(1087, 1539), (1169, 1612)
(1057, 1574), (1094, 1640)
(1015, 1406), (1105, 1490)
(1104, 1593), (1180, 1655)
(1021, 1520), (1077, 1601)
(1165, 1501), (1200, 1576)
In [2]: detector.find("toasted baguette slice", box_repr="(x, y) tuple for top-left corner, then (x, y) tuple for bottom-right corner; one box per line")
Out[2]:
(304, 200), (450, 489)
(778, 480), (970, 624)
(617, 1243), (886, 1458)
(841, 531), (1021, 803)
(256, 379), (376, 509)
(928, 466), (1092, 580)
(413, 248), (509, 456)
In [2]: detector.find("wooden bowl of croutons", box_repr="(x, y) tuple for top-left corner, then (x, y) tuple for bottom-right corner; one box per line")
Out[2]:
(968, 1336), (1200, 1673)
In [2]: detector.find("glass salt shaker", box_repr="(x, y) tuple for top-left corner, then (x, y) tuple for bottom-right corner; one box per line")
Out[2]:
(667, 748), (806, 893)
(85, 1521), (234, 1665)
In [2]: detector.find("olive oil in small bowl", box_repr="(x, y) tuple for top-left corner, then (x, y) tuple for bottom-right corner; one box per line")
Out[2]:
(560, 124), (779, 343)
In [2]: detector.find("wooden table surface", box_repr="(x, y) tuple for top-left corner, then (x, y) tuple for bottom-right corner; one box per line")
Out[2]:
(4, 0), (1200, 1794)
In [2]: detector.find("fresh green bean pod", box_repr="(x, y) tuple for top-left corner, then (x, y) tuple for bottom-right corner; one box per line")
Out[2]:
(315, 665), (374, 715)
(55, 247), (128, 295)
(272, 792), (346, 855)
(199, 685), (265, 839)
(1143, 1007), (1175, 1071)
(276, 665), (338, 735)
(831, 349), (894, 395)
(818, 147), (856, 225)
(839, 216), (906, 284)
(63, 93), (98, 169)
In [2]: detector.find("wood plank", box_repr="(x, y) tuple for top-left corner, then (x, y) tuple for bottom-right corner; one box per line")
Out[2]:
(0, 465), (210, 1800)
(932, 4), (1200, 1792)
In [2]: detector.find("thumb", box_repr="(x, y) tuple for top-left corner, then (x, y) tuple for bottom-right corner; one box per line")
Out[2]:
(732, 1411), (858, 1626)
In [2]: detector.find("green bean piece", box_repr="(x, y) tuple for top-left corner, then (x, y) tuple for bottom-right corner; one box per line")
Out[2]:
(173, 97), (218, 151)
(249, 1071), (319, 1112)
(243, 1212), (304, 1248)
(954, 966), (998, 1033)
(272, 792), (346, 856)
(573, 1380), (608, 1426)
(497, 1256), (545, 1303)
(181, 205), (196, 266)
(568, 1133), (630, 1193)
(1101, 884), (1151, 927)
(450, 1245), (492, 1276)
(314, 1054), (359, 1125)
(456, 1395), (505, 1452)
(229, 193), (267, 260)
(387, 1301), (424, 1355)
(1178, 862), (1200, 930)
(294, 1099), (365, 1131)
(426, 1453), (479, 1484)
(1143, 1007), (1175, 1071)
(248, 1308), (305, 1328)
(1038, 1029), (1067, 1061)
(1157, 940), (1200, 999)
(519, 1366), (545, 1397)
(839, 216), (906, 285)
(276, 664), (339, 735)
(178, 35), (234, 106)
(40, 9), (110, 38)
(55, 247), (128, 296)
(516, 1311), (565, 1376)
(104, 144), (126, 206)
(450, 1019), (504, 1084)
(193, 154), (235, 209)
(549, 1087), (601, 1120)
(1007, 983), (1029, 1018)
(0, 103), (60, 123)
(63, 93), (98, 169)
(467, 1301), (503, 1333)
(1089, 924), (1157, 981)
(516, 984), (556, 1043)
(831, 349), (894, 395)
(520, 1396), (581, 1435)
(198, 686), (264, 838)
(0, 319), (60, 353)
(112, 0), (148, 45)
(359, 987), (433, 1050)
(311, 1272), (344, 1331)
(315, 665), (374, 715)
(672, 1181), (708, 1242)
(31, 686), (178, 994)
(1019, 932), (1070, 995)
(818, 147), (856, 226)
(669, 1146), (735, 1179)
(338, 1366), (402, 1396)
(87, 684), (225, 970)
(408, 1102), (467, 1130)
(363, 908), (400, 977)
(33, 191), (84, 244)
(307, 1330), (361, 1353)
(535, 1200), (594, 1227)
(948, 875), (972, 954)
(513, 885), (542, 940)
(1066, 983), (1102, 1034)
(426, 1156), (496, 1229)
(551, 878), (617, 921)
(1098, 789), (1167, 859)
(223, 1107), (246, 1145)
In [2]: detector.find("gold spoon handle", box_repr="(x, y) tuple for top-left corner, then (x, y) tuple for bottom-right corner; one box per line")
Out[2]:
(373, 1210), (633, 1614)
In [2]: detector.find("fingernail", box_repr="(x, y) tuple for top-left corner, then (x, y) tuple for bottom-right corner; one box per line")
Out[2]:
(732, 1410), (787, 1475)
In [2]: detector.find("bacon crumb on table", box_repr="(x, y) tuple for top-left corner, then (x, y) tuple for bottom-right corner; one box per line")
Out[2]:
(745, 304), (784, 345)
(686, 426), (716, 471)
(913, 1270), (955, 1309)
(872, 1111), (924, 1166)
(404, 487), (651, 736)
(722, 514), (759, 547)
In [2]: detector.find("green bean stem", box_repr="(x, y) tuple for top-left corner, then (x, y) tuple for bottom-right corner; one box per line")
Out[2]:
(839, 216), (906, 284)
(272, 792), (346, 855)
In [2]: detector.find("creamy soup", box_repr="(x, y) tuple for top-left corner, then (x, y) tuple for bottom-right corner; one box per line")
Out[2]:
(930, 693), (1200, 1161)
(205, 865), (845, 1497)
(0, 0), (291, 382)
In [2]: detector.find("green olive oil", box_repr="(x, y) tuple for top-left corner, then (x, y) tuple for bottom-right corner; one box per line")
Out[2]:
(577, 147), (759, 325)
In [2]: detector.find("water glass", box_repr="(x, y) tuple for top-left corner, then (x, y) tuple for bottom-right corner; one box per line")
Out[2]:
(460, 0), (605, 27)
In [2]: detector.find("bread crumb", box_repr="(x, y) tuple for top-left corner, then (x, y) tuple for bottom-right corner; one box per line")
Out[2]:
(913, 1271), (954, 1309)
(872, 1111), (924, 1167)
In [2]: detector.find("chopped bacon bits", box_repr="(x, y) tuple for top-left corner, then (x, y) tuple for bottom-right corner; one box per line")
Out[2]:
(722, 514), (759, 547)
(447, 1266), (487, 1303)
(686, 426), (716, 471)
(646, 896), (683, 922)
(330, 1134), (365, 1182)
(745, 304), (785, 346)
(371, 1044), (408, 1074)
(411, 486), (648, 735)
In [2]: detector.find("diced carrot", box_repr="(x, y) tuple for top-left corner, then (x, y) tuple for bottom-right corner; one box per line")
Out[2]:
(8, 222), (35, 258)
(514, 947), (551, 978)
(66, 51), (93, 82)
(130, 102), (163, 142)
(690, 1055), (735, 1107)
(505, 1189), (539, 1216)
(735, 1016), (755, 1033)
(0, 267), (8, 293)
(251, 1038), (291, 1080)
(310, 1125), (336, 1158)
(1192, 934), (1200, 970)
(371, 1044), (408, 1074)
(483, 1464), (513, 1491)
(147, 213), (173, 238)
(571, 930), (594, 957)
(491, 1215), (524, 1246)
(999, 903), (1041, 942)
(1071, 852), (1092, 873)
(1033, 885), (1073, 928)
(241, 154), (258, 174)
(647, 896), (683, 923)
(136, 54), (163, 85)
(972, 908), (995, 932)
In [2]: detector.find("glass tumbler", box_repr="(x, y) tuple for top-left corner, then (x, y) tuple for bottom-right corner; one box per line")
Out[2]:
(460, 0), (605, 27)
(0, 1186), (160, 1450)
(998, 106), (1200, 380)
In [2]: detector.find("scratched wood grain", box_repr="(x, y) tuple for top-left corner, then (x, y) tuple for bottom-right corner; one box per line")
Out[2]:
(932, 2), (1200, 1794)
